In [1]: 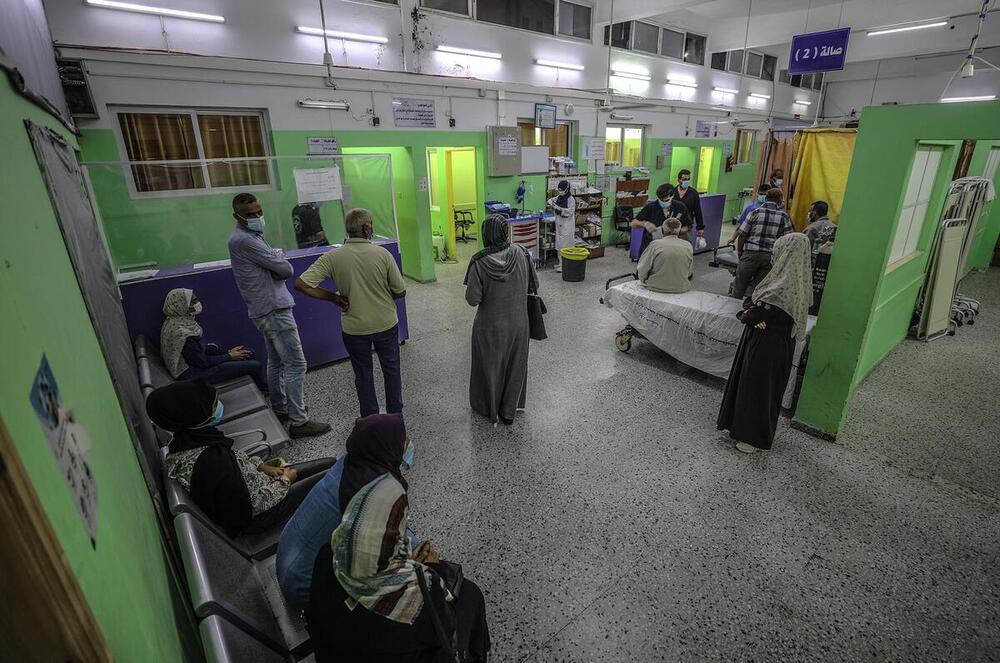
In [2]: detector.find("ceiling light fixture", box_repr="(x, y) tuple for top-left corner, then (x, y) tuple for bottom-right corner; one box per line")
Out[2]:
(296, 26), (388, 44)
(794, 99), (812, 105)
(534, 58), (585, 71)
(298, 99), (351, 110)
(749, 92), (771, 100)
(84, 0), (224, 22)
(867, 20), (948, 37)
(666, 77), (698, 88)
(612, 69), (651, 81)
(940, 94), (997, 103)
(713, 86), (739, 94)
(437, 45), (503, 60)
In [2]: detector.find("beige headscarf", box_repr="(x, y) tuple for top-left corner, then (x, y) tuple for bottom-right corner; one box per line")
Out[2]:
(159, 288), (203, 378)
(752, 233), (812, 340)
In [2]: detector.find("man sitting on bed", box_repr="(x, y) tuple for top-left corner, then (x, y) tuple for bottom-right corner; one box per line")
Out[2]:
(637, 217), (694, 294)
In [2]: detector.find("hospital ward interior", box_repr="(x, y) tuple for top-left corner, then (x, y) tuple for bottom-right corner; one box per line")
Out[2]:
(5, 0), (1000, 660)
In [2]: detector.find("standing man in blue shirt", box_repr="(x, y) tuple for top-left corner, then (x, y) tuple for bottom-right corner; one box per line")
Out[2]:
(228, 193), (331, 439)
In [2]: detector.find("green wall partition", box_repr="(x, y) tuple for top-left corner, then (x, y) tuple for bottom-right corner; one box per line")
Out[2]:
(795, 101), (1000, 436)
(967, 140), (1000, 270)
(0, 75), (192, 661)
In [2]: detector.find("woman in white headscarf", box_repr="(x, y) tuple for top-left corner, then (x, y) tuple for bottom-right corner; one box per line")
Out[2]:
(717, 233), (812, 453)
(159, 288), (266, 390)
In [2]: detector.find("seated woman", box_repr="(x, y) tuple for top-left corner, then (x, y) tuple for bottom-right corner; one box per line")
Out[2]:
(276, 413), (414, 610)
(636, 217), (694, 294)
(307, 473), (491, 662)
(717, 233), (812, 454)
(159, 288), (266, 391)
(146, 380), (335, 537)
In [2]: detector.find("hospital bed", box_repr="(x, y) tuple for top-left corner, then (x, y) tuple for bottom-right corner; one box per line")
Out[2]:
(602, 276), (817, 410)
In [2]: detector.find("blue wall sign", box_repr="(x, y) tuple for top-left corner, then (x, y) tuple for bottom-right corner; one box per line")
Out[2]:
(788, 27), (851, 75)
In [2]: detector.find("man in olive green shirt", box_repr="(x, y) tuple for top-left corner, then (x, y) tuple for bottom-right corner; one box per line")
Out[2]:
(295, 208), (407, 417)
(637, 217), (694, 294)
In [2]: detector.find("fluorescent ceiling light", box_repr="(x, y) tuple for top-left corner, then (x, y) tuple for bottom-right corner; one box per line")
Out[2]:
(84, 0), (224, 22)
(612, 69), (651, 81)
(534, 58), (585, 71)
(749, 92), (771, 100)
(667, 78), (698, 88)
(296, 26), (388, 44)
(794, 99), (812, 105)
(940, 95), (997, 103)
(437, 45), (502, 60)
(713, 86), (739, 94)
(298, 99), (351, 110)
(867, 21), (947, 36)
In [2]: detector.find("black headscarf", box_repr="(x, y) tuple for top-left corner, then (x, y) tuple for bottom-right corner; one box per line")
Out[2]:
(338, 414), (408, 512)
(555, 179), (572, 208)
(464, 213), (513, 284)
(146, 380), (252, 537)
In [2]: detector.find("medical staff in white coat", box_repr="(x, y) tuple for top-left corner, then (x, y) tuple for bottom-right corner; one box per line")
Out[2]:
(547, 180), (576, 273)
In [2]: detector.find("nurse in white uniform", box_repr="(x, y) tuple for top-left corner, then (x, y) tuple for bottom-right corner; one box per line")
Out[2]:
(547, 179), (576, 272)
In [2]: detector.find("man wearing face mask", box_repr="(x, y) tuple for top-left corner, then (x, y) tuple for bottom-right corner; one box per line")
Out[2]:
(632, 183), (690, 256)
(295, 208), (407, 419)
(673, 169), (706, 240)
(802, 200), (835, 249)
(228, 193), (331, 439)
(768, 168), (784, 191)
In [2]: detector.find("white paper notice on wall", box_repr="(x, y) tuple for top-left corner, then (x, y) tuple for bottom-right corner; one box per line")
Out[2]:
(417, 176), (429, 192)
(293, 166), (343, 203)
(583, 139), (606, 161)
(660, 142), (673, 158)
(498, 136), (519, 156)
(307, 137), (341, 155)
(694, 120), (712, 138)
(393, 98), (436, 128)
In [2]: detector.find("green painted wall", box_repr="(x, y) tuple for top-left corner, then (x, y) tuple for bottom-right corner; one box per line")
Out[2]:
(967, 140), (1000, 270)
(0, 76), (191, 660)
(795, 101), (1000, 436)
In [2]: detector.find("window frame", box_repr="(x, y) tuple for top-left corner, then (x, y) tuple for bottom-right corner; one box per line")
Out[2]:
(112, 106), (274, 200)
(886, 143), (948, 269)
(420, 0), (472, 18)
(427, 0), (593, 42)
(735, 129), (756, 165)
(683, 32), (706, 65)
(517, 118), (575, 159)
(744, 50), (764, 79)
(631, 20), (661, 55)
(556, 0), (592, 40)
(603, 20), (707, 65)
(604, 124), (646, 168)
(660, 26), (685, 59)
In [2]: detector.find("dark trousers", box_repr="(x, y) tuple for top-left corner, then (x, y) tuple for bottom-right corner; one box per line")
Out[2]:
(180, 359), (267, 392)
(245, 457), (336, 534)
(729, 250), (773, 299)
(342, 324), (403, 418)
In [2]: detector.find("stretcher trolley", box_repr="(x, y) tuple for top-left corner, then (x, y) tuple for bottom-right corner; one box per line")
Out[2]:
(601, 274), (817, 410)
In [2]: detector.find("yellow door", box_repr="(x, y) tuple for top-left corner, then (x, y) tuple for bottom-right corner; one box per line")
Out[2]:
(697, 146), (715, 192)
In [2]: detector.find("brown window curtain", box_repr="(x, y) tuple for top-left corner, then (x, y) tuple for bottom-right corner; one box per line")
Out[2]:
(197, 114), (270, 188)
(519, 122), (537, 148)
(518, 121), (569, 158)
(118, 112), (204, 192)
(953, 139), (977, 179)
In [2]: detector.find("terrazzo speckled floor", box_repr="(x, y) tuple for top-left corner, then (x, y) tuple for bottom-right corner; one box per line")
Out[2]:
(284, 245), (1000, 662)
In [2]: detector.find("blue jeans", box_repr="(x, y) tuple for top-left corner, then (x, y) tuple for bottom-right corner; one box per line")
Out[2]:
(342, 324), (402, 418)
(253, 309), (308, 426)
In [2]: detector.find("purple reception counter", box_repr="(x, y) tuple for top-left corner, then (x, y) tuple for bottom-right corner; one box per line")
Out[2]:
(118, 240), (409, 369)
(695, 193), (726, 254)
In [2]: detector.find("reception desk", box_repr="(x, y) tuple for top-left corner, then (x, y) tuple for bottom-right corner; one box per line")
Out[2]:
(118, 240), (409, 369)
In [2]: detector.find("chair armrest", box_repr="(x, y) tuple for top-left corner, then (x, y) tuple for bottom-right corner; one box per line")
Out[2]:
(241, 440), (274, 459)
(228, 428), (267, 444)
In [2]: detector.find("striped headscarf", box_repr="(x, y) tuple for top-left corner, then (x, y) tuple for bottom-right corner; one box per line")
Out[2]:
(752, 232), (812, 340)
(159, 288), (203, 378)
(331, 473), (436, 624)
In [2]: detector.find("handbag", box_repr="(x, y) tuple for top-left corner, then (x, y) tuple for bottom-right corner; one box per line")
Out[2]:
(524, 250), (548, 341)
(416, 568), (463, 663)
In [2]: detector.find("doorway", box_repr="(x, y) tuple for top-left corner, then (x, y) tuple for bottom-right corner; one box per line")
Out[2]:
(426, 146), (479, 277)
(697, 146), (716, 192)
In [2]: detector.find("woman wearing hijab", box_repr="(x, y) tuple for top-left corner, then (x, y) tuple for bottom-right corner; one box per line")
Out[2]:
(277, 414), (414, 610)
(307, 473), (491, 662)
(717, 233), (812, 453)
(464, 214), (539, 425)
(159, 288), (265, 391)
(146, 380), (335, 537)
(546, 179), (576, 272)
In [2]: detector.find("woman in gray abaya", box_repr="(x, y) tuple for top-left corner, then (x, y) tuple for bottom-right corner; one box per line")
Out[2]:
(464, 214), (539, 425)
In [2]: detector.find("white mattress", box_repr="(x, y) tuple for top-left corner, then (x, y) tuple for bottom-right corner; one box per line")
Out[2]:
(604, 282), (816, 408)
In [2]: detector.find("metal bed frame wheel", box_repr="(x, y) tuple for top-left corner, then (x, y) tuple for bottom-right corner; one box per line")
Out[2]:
(615, 327), (634, 353)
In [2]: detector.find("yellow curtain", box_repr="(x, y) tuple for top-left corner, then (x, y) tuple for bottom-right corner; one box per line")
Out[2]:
(198, 114), (269, 188)
(789, 128), (857, 230)
(117, 112), (203, 192)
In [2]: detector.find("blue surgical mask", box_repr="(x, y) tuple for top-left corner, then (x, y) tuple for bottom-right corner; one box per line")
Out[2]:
(774, 178), (783, 186)
(658, 199), (671, 209)
(401, 441), (415, 470)
(198, 401), (225, 428)
(680, 180), (691, 189)
(246, 216), (266, 233)
(757, 195), (766, 203)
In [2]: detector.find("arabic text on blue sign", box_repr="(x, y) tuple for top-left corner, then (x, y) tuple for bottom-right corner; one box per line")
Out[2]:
(789, 27), (851, 75)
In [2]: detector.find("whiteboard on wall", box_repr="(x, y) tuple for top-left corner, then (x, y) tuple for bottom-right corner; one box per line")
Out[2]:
(521, 146), (550, 174)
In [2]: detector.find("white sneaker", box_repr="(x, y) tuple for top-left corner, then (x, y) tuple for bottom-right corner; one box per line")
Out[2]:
(735, 442), (760, 454)
(554, 265), (562, 273)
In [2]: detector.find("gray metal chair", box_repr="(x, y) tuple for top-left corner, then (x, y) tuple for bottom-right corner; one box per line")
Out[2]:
(174, 513), (311, 657)
(200, 615), (289, 663)
(218, 410), (290, 454)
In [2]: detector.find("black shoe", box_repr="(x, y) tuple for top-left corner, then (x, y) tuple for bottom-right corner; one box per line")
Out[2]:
(274, 411), (290, 424)
(289, 420), (332, 438)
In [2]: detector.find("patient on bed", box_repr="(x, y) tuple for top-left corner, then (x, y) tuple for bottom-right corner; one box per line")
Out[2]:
(637, 217), (694, 294)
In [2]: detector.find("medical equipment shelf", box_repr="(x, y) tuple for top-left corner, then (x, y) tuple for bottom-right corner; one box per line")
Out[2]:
(541, 175), (607, 265)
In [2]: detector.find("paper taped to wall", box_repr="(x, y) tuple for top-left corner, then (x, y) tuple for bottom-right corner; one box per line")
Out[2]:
(293, 166), (343, 203)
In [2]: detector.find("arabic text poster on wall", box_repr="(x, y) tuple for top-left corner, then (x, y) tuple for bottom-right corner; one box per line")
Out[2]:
(660, 142), (673, 158)
(583, 139), (607, 161)
(694, 121), (713, 138)
(307, 137), (341, 155)
(293, 166), (343, 203)
(788, 27), (850, 75)
(497, 136), (519, 156)
(29, 355), (98, 547)
(392, 98), (436, 128)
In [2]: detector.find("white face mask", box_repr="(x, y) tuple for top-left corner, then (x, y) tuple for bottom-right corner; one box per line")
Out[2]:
(191, 302), (203, 315)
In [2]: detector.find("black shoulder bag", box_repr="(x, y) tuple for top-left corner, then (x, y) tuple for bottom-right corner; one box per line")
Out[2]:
(416, 569), (463, 663)
(524, 250), (548, 341)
